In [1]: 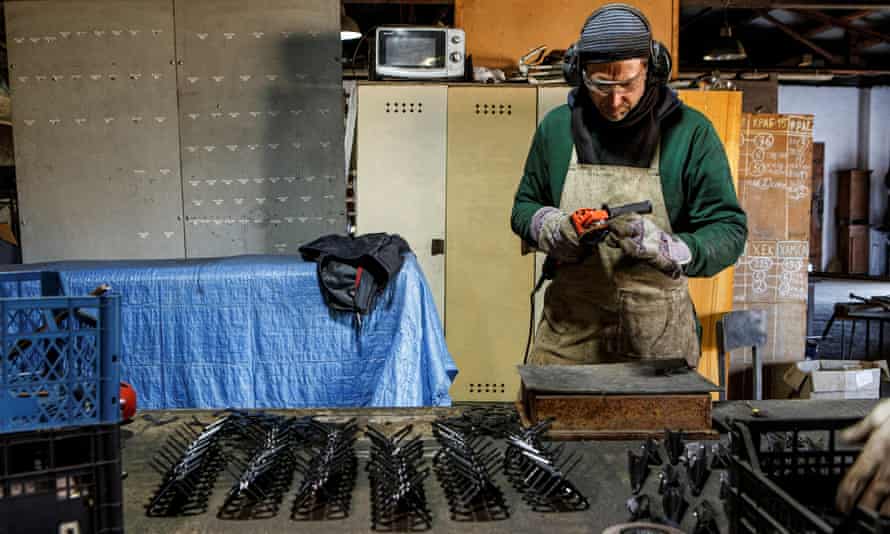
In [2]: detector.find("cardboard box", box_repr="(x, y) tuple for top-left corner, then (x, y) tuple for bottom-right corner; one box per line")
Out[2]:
(783, 360), (889, 400)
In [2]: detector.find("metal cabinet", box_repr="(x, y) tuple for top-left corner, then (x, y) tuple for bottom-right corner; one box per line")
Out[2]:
(445, 86), (537, 402)
(356, 85), (448, 318)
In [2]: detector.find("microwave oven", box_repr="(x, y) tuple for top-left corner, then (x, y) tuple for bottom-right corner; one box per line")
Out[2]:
(373, 27), (466, 80)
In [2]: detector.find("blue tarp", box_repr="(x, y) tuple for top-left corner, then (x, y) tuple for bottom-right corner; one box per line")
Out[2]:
(0, 254), (457, 409)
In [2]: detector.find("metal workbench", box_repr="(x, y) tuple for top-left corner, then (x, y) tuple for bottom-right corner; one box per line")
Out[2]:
(122, 406), (733, 533)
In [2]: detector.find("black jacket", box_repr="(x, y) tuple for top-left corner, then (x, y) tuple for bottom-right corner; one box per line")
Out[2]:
(299, 233), (411, 315)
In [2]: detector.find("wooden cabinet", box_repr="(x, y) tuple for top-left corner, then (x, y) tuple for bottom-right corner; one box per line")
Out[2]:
(455, 0), (679, 75)
(839, 224), (870, 274)
(835, 169), (870, 274)
(837, 169), (871, 224)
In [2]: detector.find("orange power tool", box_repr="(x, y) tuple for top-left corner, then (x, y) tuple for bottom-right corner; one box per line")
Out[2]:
(540, 200), (653, 281)
(570, 200), (653, 245)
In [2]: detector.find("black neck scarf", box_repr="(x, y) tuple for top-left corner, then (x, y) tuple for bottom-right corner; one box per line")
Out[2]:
(569, 84), (680, 168)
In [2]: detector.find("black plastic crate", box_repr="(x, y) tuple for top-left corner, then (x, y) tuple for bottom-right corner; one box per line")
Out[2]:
(0, 424), (123, 534)
(729, 416), (890, 534)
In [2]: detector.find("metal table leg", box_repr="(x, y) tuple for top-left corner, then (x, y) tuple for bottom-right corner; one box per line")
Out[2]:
(866, 319), (871, 359)
(841, 320), (846, 359)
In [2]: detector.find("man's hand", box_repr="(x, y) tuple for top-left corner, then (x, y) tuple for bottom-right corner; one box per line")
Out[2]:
(532, 207), (584, 263)
(606, 213), (691, 277)
(836, 400), (890, 516)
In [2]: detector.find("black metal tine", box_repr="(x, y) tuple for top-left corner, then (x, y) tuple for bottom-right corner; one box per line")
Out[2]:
(628, 450), (649, 494)
(662, 486), (688, 526)
(689, 444), (711, 497)
(645, 438), (664, 466)
(367, 424), (432, 530)
(560, 452), (583, 479)
(503, 423), (588, 512)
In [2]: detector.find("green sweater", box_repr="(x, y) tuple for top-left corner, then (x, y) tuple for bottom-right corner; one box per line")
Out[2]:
(511, 103), (748, 277)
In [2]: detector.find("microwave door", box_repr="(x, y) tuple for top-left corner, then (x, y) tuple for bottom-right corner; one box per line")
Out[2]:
(378, 30), (447, 78)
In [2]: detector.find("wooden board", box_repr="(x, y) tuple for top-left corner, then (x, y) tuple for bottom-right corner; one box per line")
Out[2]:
(734, 114), (814, 366)
(677, 91), (743, 393)
(356, 84), (448, 320)
(527, 394), (714, 439)
(518, 363), (720, 395)
(455, 0), (679, 76)
(446, 86), (537, 402)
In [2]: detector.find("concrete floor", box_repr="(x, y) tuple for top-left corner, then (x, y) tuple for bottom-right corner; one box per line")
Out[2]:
(121, 409), (730, 534)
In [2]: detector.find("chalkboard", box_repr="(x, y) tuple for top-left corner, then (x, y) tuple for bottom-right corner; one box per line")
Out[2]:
(734, 113), (814, 364)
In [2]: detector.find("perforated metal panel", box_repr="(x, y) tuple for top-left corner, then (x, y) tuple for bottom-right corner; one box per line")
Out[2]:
(175, 0), (345, 257)
(6, 0), (185, 262)
(446, 86), (537, 402)
(356, 84), (447, 320)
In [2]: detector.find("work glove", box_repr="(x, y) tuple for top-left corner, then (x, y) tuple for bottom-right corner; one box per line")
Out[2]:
(605, 213), (691, 278)
(531, 206), (583, 263)
(836, 399), (890, 516)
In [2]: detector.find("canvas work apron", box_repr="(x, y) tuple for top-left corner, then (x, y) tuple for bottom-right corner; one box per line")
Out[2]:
(530, 143), (700, 367)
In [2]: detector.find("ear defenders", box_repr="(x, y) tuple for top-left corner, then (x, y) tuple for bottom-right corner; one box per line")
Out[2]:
(562, 4), (672, 88)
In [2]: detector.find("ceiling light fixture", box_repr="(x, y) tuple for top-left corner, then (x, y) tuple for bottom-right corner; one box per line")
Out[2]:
(704, 2), (748, 62)
(739, 71), (770, 80)
(776, 73), (834, 82)
(341, 11), (361, 41)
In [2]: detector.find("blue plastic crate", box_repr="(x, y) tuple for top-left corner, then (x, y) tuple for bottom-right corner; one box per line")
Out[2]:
(0, 271), (121, 433)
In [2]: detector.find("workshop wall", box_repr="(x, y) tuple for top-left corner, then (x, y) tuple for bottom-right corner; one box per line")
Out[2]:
(778, 85), (890, 275)
(455, 0), (678, 75)
(6, 0), (345, 262)
(868, 87), (890, 275)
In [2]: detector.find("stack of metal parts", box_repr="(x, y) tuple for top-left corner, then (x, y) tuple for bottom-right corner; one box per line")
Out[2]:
(436, 405), (521, 439)
(503, 418), (589, 512)
(366, 425), (433, 531)
(291, 419), (359, 520)
(624, 430), (725, 533)
(217, 415), (303, 519)
(431, 421), (510, 521)
(146, 416), (232, 516)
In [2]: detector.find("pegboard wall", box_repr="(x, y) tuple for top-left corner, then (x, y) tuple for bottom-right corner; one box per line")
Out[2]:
(6, 0), (345, 261)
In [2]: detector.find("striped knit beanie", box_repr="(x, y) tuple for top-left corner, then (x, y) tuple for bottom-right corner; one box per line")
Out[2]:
(578, 3), (652, 64)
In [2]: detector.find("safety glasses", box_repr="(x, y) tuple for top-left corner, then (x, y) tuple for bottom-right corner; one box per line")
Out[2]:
(582, 68), (645, 96)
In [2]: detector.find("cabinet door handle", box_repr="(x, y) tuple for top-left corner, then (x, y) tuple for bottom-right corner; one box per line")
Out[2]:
(431, 239), (445, 256)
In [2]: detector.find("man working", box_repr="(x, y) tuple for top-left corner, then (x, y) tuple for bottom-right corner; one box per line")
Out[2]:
(511, 4), (747, 366)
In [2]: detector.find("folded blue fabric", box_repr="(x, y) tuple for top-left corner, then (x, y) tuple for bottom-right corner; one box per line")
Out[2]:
(0, 254), (457, 409)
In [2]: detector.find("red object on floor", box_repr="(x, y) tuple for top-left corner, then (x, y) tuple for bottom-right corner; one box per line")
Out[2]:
(120, 381), (137, 421)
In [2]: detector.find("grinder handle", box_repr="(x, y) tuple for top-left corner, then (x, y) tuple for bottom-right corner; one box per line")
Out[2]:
(608, 200), (653, 218)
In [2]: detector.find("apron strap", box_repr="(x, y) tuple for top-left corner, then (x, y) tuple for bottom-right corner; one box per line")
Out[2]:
(569, 146), (579, 169)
